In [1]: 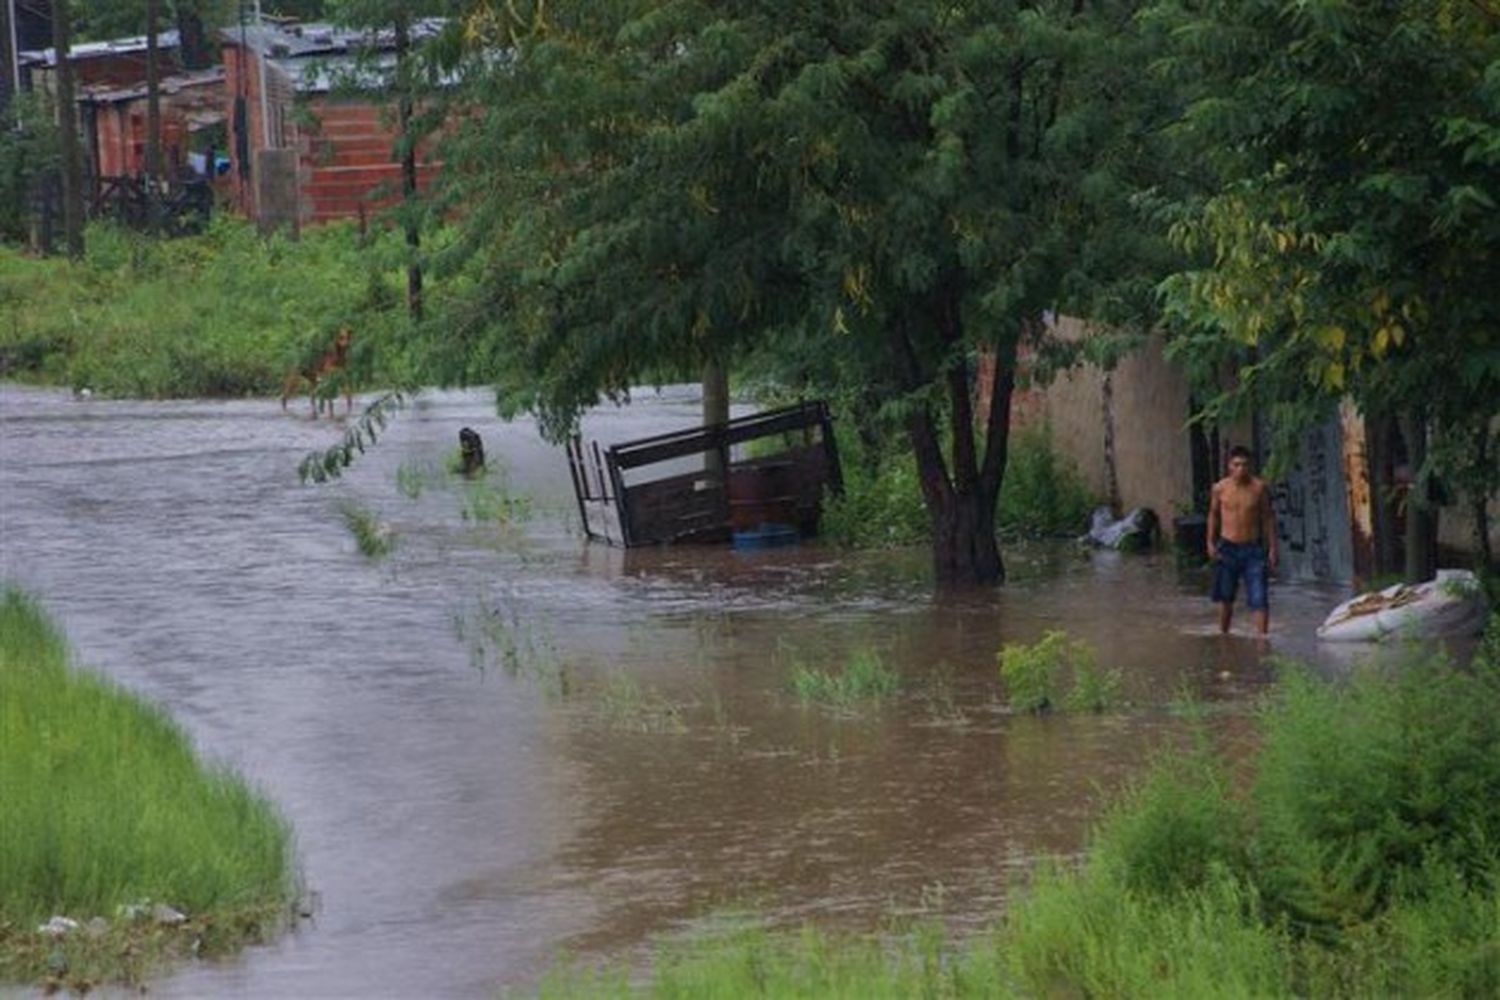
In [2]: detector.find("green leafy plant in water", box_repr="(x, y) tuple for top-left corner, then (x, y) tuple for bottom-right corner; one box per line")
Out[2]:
(395, 458), (443, 500)
(451, 596), (570, 697)
(458, 472), (533, 526)
(1063, 650), (1123, 713)
(999, 630), (1118, 714)
(598, 673), (687, 734)
(338, 500), (394, 559)
(790, 648), (901, 711)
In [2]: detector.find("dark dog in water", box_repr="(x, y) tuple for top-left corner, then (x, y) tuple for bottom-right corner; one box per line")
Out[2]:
(459, 427), (485, 476)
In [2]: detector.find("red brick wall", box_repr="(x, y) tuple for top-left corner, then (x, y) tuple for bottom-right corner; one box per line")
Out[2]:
(297, 99), (439, 224)
(221, 43), (439, 226)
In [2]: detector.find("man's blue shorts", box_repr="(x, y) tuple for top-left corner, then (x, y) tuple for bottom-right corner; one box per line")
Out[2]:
(1212, 538), (1269, 610)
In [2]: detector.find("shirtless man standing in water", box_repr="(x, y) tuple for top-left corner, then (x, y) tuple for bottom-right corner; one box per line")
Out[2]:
(1206, 445), (1279, 634)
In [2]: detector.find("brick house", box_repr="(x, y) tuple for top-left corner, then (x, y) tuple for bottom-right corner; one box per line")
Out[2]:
(219, 20), (442, 229)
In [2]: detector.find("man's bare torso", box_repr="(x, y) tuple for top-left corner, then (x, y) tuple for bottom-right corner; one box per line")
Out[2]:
(1213, 476), (1270, 544)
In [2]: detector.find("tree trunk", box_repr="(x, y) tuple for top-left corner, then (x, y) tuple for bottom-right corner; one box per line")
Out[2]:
(394, 17), (422, 320)
(905, 348), (1013, 588)
(929, 488), (1004, 586)
(1102, 369), (1120, 514)
(1366, 413), (1401, 577)
(51, 0), (84, 258)
(1399, 412), (1437, 583)
(1473, 431), (1494, 575)
(702, 354), (729, 477)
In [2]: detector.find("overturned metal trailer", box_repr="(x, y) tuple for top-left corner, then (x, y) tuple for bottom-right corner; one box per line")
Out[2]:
(566, 401), (843, 547)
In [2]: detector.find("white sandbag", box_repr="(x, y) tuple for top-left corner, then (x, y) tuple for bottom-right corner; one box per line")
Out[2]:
(1317, 569), (1488, 643)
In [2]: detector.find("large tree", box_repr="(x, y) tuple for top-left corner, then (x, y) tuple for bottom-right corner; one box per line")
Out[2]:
(1150, 0), (1500, 578)
(435, 0), (1161, 585)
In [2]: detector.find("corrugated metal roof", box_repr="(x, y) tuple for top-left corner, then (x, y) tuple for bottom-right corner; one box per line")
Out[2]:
(218, 19), (444, 60)
(80, 67), (226, 105)
(21, 30), (181, 67)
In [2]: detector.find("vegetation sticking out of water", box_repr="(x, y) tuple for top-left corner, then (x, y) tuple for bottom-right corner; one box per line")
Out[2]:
(458, 472), (533, 527)
(597, 673), (689, 734)
(339, 500), (395, 559)
(450, 594), (570, 693)
(545, 620), (1500, 997)
(790, 648), (901, 712)
(0, 588), (297, 990)
(999, 630), (1122, 713)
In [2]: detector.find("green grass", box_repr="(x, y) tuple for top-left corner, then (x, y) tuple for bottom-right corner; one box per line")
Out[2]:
(597, 674), (688, 734)
(0, 217), (424, 398)
(339, 500), (395, 559)
(545, 618), (1500, 998)
(0, 588), (296, 989)
(458, 473), (533, 526)
(540, 921), (1011, 999)
(790, 648), (901, 712)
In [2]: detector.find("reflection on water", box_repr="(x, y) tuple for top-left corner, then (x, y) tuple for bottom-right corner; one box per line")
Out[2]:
(0, 384), (1385, 997)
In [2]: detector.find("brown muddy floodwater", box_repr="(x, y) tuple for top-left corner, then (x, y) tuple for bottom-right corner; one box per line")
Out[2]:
(1, 384), (1372, 997)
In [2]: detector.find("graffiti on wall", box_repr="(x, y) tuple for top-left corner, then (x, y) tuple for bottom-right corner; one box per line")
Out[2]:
(1270, 422), (1341, 580)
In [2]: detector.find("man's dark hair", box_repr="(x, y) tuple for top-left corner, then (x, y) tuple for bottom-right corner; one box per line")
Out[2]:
(1228, 444), (1253, 461)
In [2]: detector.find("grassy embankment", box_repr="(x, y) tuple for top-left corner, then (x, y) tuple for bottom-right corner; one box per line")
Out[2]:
(543, 620), (1500, 998)
(0, 218), (418, 398)
(0, 588), (297, 990)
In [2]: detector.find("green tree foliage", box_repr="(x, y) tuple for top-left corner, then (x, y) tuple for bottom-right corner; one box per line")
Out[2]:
(1151, 1), (1500, 544)
(0, 94), (59, 243)
(434, 0), (1165, 585)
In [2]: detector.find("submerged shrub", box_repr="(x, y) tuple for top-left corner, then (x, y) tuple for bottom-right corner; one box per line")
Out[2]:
(999, 630), (1116, 713)
(791, 649), (901, 711)
(339, 500), (395, 559)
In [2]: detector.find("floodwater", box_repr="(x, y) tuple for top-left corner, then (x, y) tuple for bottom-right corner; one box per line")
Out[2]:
(1, 383), (1362, 997)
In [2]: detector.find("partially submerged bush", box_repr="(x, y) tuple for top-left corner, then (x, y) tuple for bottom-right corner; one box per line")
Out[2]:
(791, 648), (901, 711)
(998, 630), (1120, 713)
(338, 500), (395, 559)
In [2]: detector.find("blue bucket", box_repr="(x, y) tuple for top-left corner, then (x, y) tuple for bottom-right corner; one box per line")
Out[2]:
(731, 523), (800, 550)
